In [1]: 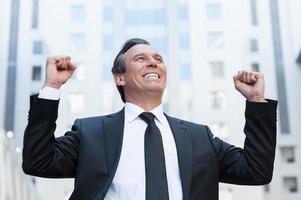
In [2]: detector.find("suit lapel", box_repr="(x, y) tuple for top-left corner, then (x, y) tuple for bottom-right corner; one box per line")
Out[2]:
(165, 114), (192, 200)
(100, 109), (192, 199)
(102, 108), (125, 194)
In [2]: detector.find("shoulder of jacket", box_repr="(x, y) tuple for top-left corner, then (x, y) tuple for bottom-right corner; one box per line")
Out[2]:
(77, 109), (124, 123)
(164, 113), (207, 129)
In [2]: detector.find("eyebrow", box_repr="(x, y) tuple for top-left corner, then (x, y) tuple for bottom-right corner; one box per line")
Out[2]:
(133, 53), (163, 59)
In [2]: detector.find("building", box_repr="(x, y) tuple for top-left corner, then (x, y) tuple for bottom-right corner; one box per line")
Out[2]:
(262, 0), (301, 199)
(0, 1), (39, 199)
(189, 0), (277, 199)
(1, 0), (300, 199)
(0, 0), (11, 131)
(190, 0), (301, 199)
(0, 130), (40, 200)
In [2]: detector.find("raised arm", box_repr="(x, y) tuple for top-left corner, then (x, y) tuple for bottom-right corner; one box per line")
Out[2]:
(210, 70), (277, 184)
(22, 56), (79, 178)
(208, 99), (277, 185)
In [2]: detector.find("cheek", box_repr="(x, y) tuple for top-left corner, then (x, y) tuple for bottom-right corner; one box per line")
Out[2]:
(125, 73), (142, 87)
(160, 64), (167, 74)
(161, 68), (167, 80)
(126, 64), (143, 78)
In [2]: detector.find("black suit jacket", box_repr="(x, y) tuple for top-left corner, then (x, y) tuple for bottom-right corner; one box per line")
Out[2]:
(23, 95), (277, 200)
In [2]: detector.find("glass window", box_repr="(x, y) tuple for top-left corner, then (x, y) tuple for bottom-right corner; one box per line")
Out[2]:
(32, 65), (42, 81)
(163, 102), (169, 113)
(251, 63), (260, 72)
(70, 5), (86, 22)
(250, 0), (258, 26)
(250, 38), (258, 52)
(149, 37), (167, 54)
(211, 122), (228, 139)
(70, 34), (85, 50)
(103, 6), (114, 21)
(297, 50), (301, 65)
(68, 93), (84, 113)
(102, 64), (112, 81)
(210, 62), (224, 78)
(180, 63), (191, 81)
(206, 3), (221, 19)
(210, 91), (226, 109)
(178, 5), (188, 21)
(179, 34), (190, 49)
(283, 177), (298, 193)
(264, 184), (270, 193)
(32, 0), (39, 29)
(31, 177), (36, 185)
(280, 146), (295, 163)
(76, 64), (85, 81)
(125, 9), (166, 25)
(33, 41), (42, 54)
(207, 32), (223, 49)
(103, 35), (114, 50)
(72, 64), (85, 81)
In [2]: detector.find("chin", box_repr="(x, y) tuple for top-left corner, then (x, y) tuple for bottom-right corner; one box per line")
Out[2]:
(145, 86), (165, 94)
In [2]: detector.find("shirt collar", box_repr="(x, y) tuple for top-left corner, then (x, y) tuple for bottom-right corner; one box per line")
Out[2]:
(125, 102), (166, 124)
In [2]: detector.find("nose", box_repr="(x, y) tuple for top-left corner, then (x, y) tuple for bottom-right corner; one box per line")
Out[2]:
(146, 57), (157, 68)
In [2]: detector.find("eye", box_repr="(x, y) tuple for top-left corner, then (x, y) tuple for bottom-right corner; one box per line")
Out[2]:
(155, 56), (163, 63)
(135, 56), (144, 61)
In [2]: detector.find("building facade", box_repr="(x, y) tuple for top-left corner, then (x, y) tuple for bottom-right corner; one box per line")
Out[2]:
(0, 0), (12, 131)
(0, 130), (40, 200)
(189, 0), (276, 199)
(1, 0), (300, 199)
(263, 0), (301, 199)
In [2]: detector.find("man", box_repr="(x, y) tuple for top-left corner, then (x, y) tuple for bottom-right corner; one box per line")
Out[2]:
(23, 38), (278, 200)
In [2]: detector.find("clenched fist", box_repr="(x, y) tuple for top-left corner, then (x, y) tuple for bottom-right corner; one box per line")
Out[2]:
(233, 70), (267, 102)
(43, 56), (76, 89)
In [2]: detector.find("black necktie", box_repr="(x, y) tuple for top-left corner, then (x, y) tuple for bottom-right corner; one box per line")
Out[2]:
(139, 112), (169, 200)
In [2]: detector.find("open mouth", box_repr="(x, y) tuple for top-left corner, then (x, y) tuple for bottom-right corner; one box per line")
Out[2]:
(143, 72), (160, 79)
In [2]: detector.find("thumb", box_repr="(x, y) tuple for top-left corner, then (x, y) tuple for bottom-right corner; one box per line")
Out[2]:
(233, 71), (243, 86)
(68, 62), (77, 71)
(254, 73), (264, 81)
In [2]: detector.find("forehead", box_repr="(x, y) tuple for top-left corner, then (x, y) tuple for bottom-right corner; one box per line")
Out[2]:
(124, 44), (161, 57)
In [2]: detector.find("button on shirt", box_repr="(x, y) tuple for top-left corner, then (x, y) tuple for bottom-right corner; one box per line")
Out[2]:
(38, 87), (183, 200)
(104, 102), (183, 200)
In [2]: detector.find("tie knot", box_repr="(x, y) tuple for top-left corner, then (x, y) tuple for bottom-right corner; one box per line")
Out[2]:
(139, 112), (156, 125)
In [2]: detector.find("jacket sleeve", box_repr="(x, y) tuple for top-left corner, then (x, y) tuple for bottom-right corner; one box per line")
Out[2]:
(22, 95), (80, 178)
(207, 99), (277, 185)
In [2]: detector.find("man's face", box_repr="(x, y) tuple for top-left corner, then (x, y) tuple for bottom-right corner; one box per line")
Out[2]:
(116, 44), (167, 100)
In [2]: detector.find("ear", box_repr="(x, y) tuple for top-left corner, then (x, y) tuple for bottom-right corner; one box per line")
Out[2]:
(114, 74), (126, 86)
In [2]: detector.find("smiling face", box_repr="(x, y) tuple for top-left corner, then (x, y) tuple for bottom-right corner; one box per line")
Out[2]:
(114, 44), (167, 103)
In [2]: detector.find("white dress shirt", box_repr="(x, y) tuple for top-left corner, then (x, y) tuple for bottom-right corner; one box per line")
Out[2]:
(38, 87), (183, 200)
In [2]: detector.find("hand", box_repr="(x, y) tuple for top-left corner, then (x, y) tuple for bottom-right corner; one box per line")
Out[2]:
(43, 56), (76, 89)
(233, 70), (267, 102)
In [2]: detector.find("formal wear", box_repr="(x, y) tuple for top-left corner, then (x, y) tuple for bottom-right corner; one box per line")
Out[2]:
(23, 92), (278, 200)
(140, 112), (170, 200)
(38, 87), (182, 199)
(105, 103), (182, 200)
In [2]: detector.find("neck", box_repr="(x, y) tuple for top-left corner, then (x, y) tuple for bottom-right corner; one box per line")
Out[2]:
(125, 94), (162, 111)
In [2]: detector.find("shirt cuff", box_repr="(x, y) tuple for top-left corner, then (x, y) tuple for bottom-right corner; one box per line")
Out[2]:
(38, 86), (61, 100)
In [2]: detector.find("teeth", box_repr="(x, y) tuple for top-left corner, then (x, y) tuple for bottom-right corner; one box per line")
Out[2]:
(144, 73), (159, 79)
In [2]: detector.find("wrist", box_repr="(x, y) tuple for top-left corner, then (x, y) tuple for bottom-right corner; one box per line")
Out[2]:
(247, 95), (267, 103)
(43, 80), (62, 89)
